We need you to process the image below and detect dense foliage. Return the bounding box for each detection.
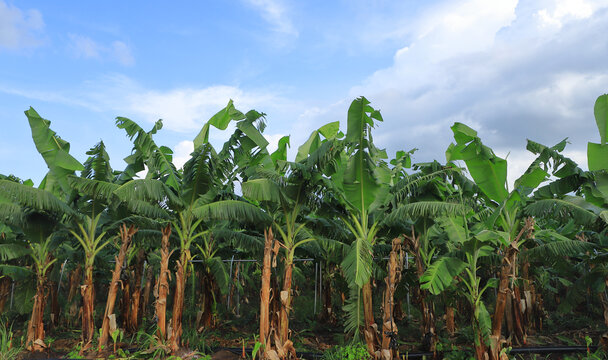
[1,95,608,360]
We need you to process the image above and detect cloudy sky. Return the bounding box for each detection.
[1,0,607,187]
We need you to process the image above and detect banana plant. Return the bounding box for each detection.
[25,236,57,351]
[69,214,109,348]
[193,229,230,329]
[0,178,71,351]
[384,161,466,352]
[420,223,498,360]
[23,108,84,201]
[445,123,596,359]
[324,97,395,355]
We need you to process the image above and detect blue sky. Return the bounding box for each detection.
[1,0,608,187]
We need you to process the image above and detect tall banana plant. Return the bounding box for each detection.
[384,161,466,352]
[445,123,593,359]
[330,97,394,354]
[69,214,108,349]
[0,179,73,351]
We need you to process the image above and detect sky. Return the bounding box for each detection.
[1,0,607,188]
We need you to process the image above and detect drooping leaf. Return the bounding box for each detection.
[68,176,119,202]
[343,285,363,338]
[237,119,269,149]
[525,197,598,225]
[24,108,84,197]
[446,123,508,202]
[318,121,340,139]
[242,178,282,203]
[0,180,74,217]
[205,256,230,295]
[193,200,272,225]
[528,230,597,258]
[0,243,29,261]
[296,131,321,162]
[420,256,466,295]
[193,99,246,148]
[387,201,470,223]
[438,216,467,244]
[270,135,290,164]
[476,301,492,344]
[114,179,181,208]
[341,236,373,288]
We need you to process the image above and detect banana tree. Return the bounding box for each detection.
[324,97,395,355]
[193,226,231,330]
[420,224,500,359]
[70,214,109,349]
[384,160,463,353]
[68,141,151,349]
[445,122,591,359]
[0,179,73,351]
[26,237,57,351]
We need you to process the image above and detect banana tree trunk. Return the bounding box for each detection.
[99,224,135,351]
[393,297,404,322]
[156,225,171,341]
[127,248,145,333]
[381,238,403,360]
[320,263,335,323]
[521,259,534,332]
[66,265,82,327]
[67,265,81,303]
[475,331,488,360]
[362,281,378,356]
[121,281,131,331]
[260,228,273,350]
[0,277,10,312]
[26,256,51,352]
[446,306,455,336]
[49,280,59,328]
[599,290,608,327]
[490,243,517,360]
[141,265,153,319]
[197,271,215,330]
[490,217,534,360]
[169,261,185,354]
[512,286,526,345]
[406,231,436,352]
[279,258,294,347]
[81,263,95,349]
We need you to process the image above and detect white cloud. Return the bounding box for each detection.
[111,41,134,66]
[68,34,134,66]
[68,34,100,58]
[345,0,608,174]
[243,0,298,37]
[0,0,44,49]
[173,140,194,170]
[535,0,601,28]
[123,84,280,132]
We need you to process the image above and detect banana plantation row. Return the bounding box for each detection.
[1,96,608,360]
